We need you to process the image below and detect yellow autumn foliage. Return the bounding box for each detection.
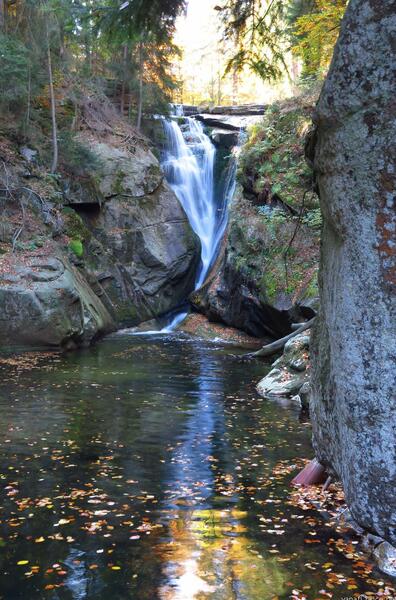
[293,0,348,75]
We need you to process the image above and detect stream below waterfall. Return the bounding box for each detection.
[0,334,387,599]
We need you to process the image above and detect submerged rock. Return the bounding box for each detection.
[179,313,266,349]
[374,542,396,578]
[256,332,311,398]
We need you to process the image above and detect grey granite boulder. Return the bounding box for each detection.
[310,0,396,545]
[0,255,114,349]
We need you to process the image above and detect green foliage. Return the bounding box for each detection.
[62,208,91,241]
[218,0,289,82]
[69,239,84,258]
[0,33,29,111]
[302,208,322,229]
[219,0,347,82]
[237,97,318,211]
[0,0,185,133]
[292,0,348,76]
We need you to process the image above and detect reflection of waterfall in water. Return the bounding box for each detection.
[160,115,239,331]
[158,347,226,599]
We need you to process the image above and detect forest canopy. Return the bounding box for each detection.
[216,0,348,82]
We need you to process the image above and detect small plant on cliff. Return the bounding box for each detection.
[238,95,318,212]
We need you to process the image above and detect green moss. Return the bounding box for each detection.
[69,239,84,258]
[237,96,318,211]
[62,208,91,241]
[114,170,126,195]
[305,273,319,298]
[260,271,278,303]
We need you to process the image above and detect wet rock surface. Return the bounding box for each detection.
[0,99,200,349]
[79,138,200,326]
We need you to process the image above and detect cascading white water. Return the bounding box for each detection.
[162,117,218,288]
[158,115,239,333]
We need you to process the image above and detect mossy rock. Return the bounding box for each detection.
[62,208,91,241]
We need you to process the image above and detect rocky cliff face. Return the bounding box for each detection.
[192,188,319,339]
[0,97,200,349]
[310,0,396,544]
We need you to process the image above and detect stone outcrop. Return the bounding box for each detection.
[191,188,318,339]
[210,129,240,148]
[76,137,200,325]
[196,113,263,132]
[256,332,311,400]
[0,98,200,349]
[0,255,114,349]
[209,104,266,116]
[310,0,396,545]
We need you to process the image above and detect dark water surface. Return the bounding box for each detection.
[0,335,389,599]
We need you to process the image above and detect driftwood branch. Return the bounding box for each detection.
[246,317,316,359]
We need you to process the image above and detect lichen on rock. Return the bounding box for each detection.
[310,0,396,545]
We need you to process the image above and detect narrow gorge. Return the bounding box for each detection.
[0,1,395,598]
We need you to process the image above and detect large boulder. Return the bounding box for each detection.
[310,0,396,544]
[191,189,318,339]
[0,97,201,349]
[79,140,200,325]
[0,254,114,349]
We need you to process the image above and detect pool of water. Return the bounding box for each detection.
[0,334,390,599]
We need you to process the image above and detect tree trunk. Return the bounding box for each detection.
[46,25,58,174]
[120,44,128,116]
[249,318,315,358]
[0,0,5,31]
[136,41,144,131]
[310,0,396,545]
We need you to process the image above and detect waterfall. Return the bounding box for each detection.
[130,114,238,335]
[159,115,239,332]
[162,118,219,288]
